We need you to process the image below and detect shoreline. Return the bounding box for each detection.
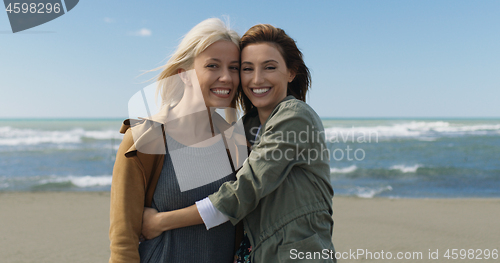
[3,190,500,199]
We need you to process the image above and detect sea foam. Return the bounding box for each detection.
[0,126,122,146]
[324,121,500,141]
[349,185,393,198]
[389,164,421,173]
[330,165,358,174]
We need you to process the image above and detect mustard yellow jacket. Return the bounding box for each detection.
[109,117,244,262]
[109,119,165,263]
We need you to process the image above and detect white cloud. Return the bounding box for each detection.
[103,17,114,23]
[129,28,152,37]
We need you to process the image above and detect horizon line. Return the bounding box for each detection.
[1,116,500,121]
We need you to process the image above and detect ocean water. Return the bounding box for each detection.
[1,118,499,198]
[0,119,122,192]
[324,119,500,198]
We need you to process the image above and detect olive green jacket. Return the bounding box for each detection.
[209,96,336,262]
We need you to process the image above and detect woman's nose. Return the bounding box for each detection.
[219,68,232,83]
[253,70,264,85]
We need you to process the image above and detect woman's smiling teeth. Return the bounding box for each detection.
[251,88,271,94]
[211,88,230,95]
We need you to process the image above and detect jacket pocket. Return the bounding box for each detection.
[278,233,331,262]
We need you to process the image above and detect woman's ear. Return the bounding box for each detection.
[178,68,191,86]
[288,69,296,83]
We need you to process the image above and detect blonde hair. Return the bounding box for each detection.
[151,18,240,114]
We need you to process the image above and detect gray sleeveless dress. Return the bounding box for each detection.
[138,134,236,263]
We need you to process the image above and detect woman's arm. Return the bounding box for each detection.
[209,103,319,224]
[109,130,146,263]
[142,102,318,234]
[142,196,232,239]
[141,205,203,240]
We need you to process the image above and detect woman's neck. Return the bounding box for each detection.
[164,88,215,146]
[255,95,287,125]
[257,108,272,126]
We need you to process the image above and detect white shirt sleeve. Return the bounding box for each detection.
[195,197,230,230]
[196,126,261,229]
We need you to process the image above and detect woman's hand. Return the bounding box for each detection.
[141,207,167,240]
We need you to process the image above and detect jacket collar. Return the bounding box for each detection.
[119,118,164,157]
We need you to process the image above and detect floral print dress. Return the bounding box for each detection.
[234,230,252,263]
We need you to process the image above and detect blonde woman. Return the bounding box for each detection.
[109,18,242,263]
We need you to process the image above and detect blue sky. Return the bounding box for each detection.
[1,0,499,118]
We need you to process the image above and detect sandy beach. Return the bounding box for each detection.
[332,197,500,262]
[1,192,499,262]
[0,192,111,263]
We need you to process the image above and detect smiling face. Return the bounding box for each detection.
[241,43,295,115]
[193,40,240,108]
